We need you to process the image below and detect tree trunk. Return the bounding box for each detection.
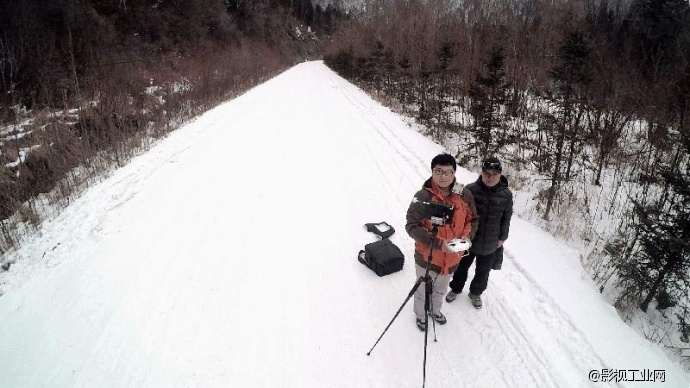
[565,109,584,181]
[594,150,605,186]
[544,130,565,220]
[535,120,544,171]
[565,137,576,181]
[640,260,673,312]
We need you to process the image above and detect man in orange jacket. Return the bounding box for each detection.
[405,153,473,331]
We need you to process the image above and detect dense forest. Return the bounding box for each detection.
[322,0,690,360]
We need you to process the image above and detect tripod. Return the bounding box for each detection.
[367,226,440,388]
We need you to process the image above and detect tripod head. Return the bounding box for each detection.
[411,198,454,227]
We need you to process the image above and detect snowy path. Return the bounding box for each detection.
[0,62,687,388]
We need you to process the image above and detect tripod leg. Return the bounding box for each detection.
[367,276,425,356]
[423,278,430,388]
[421,227,439,388]
[428,275,438,342]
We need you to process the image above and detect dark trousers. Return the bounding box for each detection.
[449,251,496,295]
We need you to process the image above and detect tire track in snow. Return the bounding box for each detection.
[319,68,442,234]
[315,70,416,218]
[324,69,431,183]
[483,288,564,387]
[495,249,613,386]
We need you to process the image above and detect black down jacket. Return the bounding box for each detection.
[467,175,513,255]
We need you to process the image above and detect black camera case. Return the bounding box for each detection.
[358,239,404,277]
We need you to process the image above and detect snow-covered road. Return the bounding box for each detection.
[0,61,687,387]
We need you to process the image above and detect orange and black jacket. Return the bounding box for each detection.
[405,178,473,275]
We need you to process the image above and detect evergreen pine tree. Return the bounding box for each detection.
[467,45,509,156]
[434,39,456,130]
[543,31,591,220]
[615,65,690,318]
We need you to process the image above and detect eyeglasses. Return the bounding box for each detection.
[433,168,455,177]
[482,161,502,171]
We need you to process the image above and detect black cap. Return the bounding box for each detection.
[481,157,502,173]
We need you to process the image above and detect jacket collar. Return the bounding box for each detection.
[476,174,509,192]
[423,177,457,201]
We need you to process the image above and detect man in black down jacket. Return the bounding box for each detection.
[445,157,513,309]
